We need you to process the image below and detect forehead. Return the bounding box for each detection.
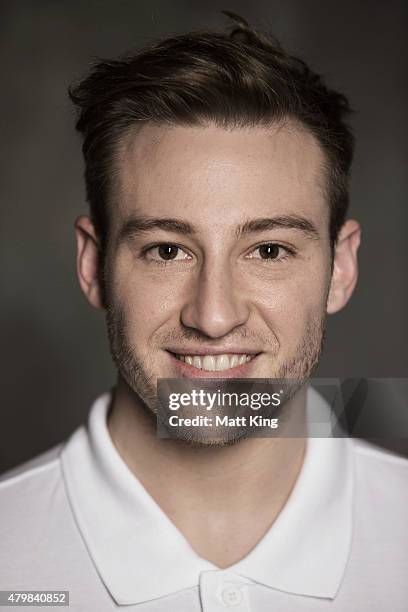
[114,121,328,230]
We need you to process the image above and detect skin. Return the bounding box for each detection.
[75,121,360,567]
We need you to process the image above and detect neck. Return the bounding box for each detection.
[108,376,307,568]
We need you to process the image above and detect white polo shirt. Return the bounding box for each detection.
[0,389,407,611]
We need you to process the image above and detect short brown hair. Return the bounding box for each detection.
[69,12,354,253]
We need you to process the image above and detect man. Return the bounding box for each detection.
[1,13,407,612]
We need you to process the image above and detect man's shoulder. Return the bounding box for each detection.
[0,445,62,484]
[351,439,408,508]
[352,438,408,473]
[0,445,76,586]
[0,446,64,525]
[0,440,104,594]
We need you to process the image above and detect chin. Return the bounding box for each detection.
[158,422,250,446]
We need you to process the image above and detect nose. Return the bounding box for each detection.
[180,261,250,339]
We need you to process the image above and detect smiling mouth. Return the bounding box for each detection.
[169,352,259,372]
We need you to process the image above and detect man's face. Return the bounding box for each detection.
[104,122,332,409]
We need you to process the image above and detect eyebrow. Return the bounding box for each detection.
[117,216,197,245]
[117,213,319,245]
[236,215,319,240]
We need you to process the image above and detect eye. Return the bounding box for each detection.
[144,243,191,262]
[247,242,294,262]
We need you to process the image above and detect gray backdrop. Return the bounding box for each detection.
[1,0,407,473]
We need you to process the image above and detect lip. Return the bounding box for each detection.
[166,350,261,379]
[165,347,260,356]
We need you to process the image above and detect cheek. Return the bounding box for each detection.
[249,259,330,342]
[111,257,187,336]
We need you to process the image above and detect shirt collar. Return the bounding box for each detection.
[61,388,354,605]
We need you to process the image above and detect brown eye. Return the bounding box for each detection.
[145,244,191,263]
[158,245,179,260]
[258,243,280,259]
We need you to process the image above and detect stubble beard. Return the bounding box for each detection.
[105,296,327,446]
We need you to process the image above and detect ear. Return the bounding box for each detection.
[75,216,105,310]
[327,219,361,314]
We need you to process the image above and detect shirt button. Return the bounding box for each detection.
[220,584,243,607]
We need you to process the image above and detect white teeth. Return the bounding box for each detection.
[192,356,202,369]
[230,355,239,368]
[176,353,256,371]
[202,355,216,371]
[215,354,230,371]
